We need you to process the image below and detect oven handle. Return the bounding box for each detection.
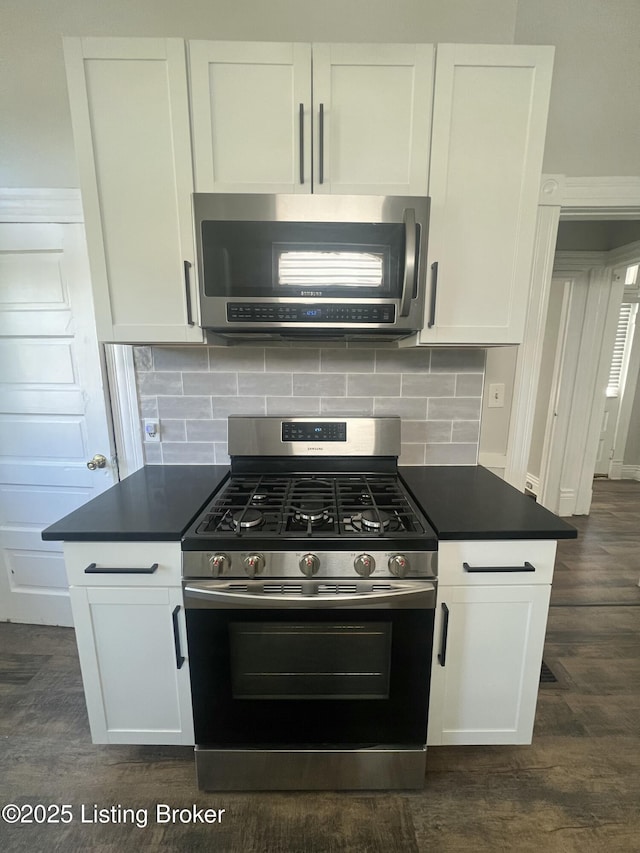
[183,583,436,610]
[399,207,417,317]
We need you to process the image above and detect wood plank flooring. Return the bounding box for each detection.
[0,479,639,852]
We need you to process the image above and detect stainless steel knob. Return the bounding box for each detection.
[354,553,375,577]
[388,554,409,578]
[243,553,265,577]
[208,553,230,577]
[299,553,320,577]
[86,454,107,470]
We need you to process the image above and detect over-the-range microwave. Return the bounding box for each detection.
[193,193,430,342]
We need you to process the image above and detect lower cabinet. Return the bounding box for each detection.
[65,541,194,745]
[427,540,557,746]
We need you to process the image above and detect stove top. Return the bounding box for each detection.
[181,416,438,579]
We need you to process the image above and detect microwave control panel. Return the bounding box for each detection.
[226,303,396,324]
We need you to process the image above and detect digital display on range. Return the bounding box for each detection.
[282,422,347,442]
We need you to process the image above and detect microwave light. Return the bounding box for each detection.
[278,251,384,287]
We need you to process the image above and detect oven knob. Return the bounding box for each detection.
[354,553,375,577]
[243,553,265,577]
[388,554,409,578]
[208,553,230,577]
[299,553,320,577]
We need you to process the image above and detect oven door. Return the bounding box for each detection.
[183,579,435,748]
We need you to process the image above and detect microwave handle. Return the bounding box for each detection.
[399,207,417,317]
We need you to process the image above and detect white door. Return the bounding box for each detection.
[0,203,117,626]
[311,43,433,195]
[189,41,312,193]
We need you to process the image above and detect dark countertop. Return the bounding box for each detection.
[41,463,576,544]
[41,465,229,542]
[399,465,577,540]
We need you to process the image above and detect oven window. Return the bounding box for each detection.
[275,247,386,288]
[229,621,391,700]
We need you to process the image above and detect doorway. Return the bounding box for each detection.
[526,220,640,516]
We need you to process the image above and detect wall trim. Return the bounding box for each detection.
[0,188,83,222]
[558,487,577,517]
[621,465,640,481]
[103,345,145,480]
[560,177,640,219]
[524,473,540,495]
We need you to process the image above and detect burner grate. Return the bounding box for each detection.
[196,473,426,539]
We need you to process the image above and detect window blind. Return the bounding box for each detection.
[606,303,634,397]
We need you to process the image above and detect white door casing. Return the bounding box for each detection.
[0,190,117,626]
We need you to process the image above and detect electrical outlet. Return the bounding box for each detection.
[143,419,160,442]
[488,383,505,408]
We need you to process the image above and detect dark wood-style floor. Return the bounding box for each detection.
[1,480,639,852]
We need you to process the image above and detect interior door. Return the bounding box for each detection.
[0,211,117,626]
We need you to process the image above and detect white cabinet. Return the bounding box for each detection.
[64,541,194,745]
[428,540,557,746]
[64,38,204,344]
[416,44,554,345]
[188,41,433,196]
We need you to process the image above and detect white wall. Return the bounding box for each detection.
[478,347,517,475]
[0,0,517,187]
[514,0,640,176]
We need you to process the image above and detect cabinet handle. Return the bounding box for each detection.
[84,563,159,575]
[172,605,185,670]
[299,103,304,185]
[427,261,438,328]
[437,602,449,667]
[399,207,417,317]
[318,103,325,185]
[462,561,536,574]
[183,260,194,326]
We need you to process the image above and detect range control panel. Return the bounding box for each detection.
[227,303,396,324]
[282,422,347,442]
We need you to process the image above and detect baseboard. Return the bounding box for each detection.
[524,472,540,496]
[621,465,640,481]
[558,488,577,517]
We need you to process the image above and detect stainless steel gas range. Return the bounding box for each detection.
[181,416,438,791]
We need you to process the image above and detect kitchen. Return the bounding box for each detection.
[1,1,640,851]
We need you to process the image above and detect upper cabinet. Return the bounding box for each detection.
[64,37,204,344]
[417,45,554,346]
[188,42,433,196]
[64,37,552,346]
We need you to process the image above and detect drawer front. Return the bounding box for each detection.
[437,540,557,586]
[64,541,182,587]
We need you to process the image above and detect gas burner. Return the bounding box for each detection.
[359,492,373,504]
[231,508,264,530]
[251,492,268,504]
[360,509,391,531]
[293,500,333,525]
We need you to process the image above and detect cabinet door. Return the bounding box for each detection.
[428,583,551,746]
[70,585,194,745]
[64,38,203,343]
[418,44,554,345]
[312,44,433,196]
[189,41,312,193]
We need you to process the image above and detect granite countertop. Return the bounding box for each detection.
[399,465,577,540]
[41,463,577,543]
[41,465,229,542]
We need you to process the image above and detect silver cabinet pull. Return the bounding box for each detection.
[399,208,417,317]
[183,260,194,326]
[299,103,304,185]
[318,103,325,185]
[427,261,438,328]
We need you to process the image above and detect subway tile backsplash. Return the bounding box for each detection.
[133,345,485,465]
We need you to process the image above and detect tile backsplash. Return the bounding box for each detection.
[133,345,485,465]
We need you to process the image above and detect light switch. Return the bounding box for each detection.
[488,383,505,408]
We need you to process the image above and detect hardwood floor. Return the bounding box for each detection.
[0,479,639,852]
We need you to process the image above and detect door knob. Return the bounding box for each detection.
[86,454,108,470]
